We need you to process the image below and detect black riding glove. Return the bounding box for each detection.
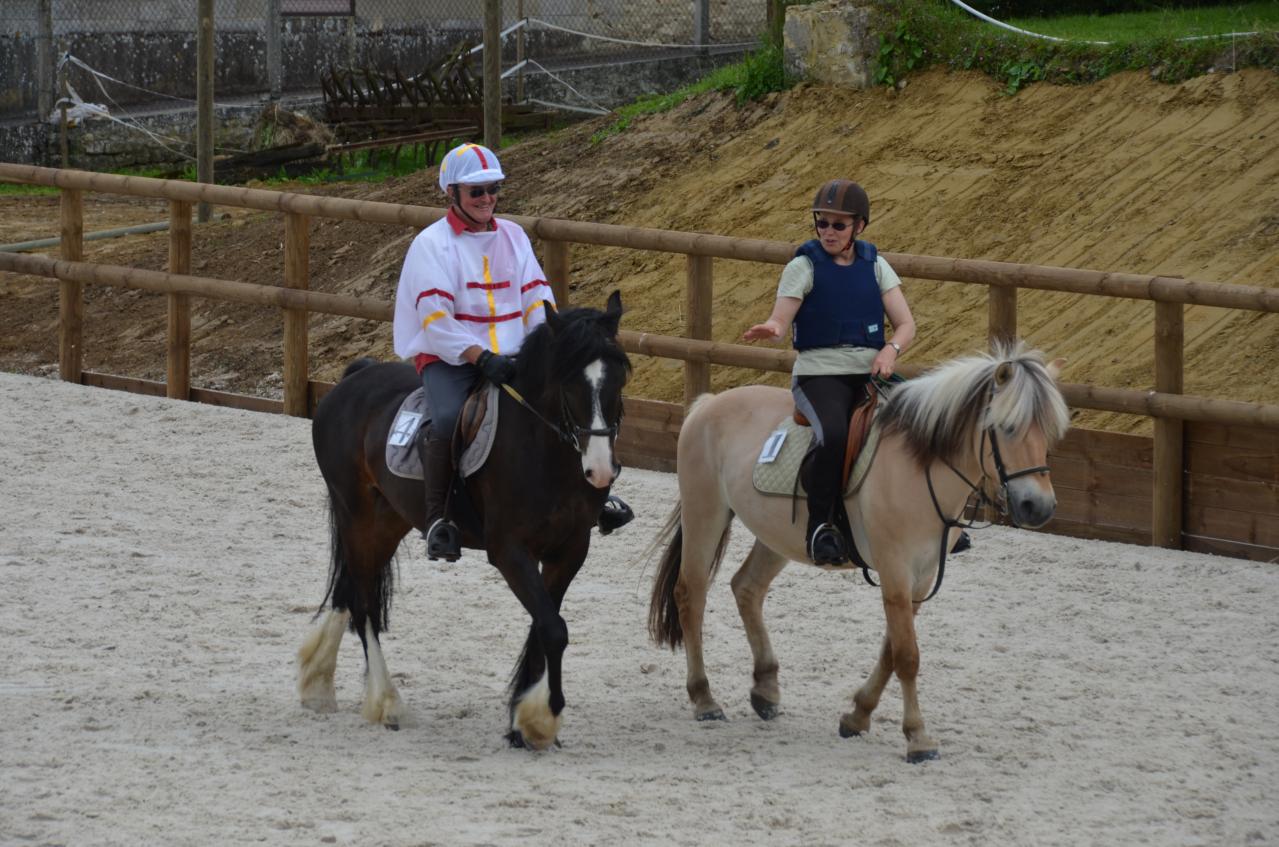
[476,350,517,386]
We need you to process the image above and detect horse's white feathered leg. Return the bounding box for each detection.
[297,609,349,712]
[361,619,404,728]
[513,671,561,750]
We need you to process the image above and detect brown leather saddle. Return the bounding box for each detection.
[455,384,491,456]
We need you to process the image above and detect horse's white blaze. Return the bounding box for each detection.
[513,671,560,750]
[360,620,403,726]
[297,609,349,712]
[581,359,615,488]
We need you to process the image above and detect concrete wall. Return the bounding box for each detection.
[1,1,763,122]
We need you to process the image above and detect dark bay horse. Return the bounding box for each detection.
[298,292,629,749]
[648,343,1069,762]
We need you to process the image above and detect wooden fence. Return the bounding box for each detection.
[1,163,1276,562]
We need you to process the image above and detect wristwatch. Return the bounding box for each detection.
[887,341,901,354]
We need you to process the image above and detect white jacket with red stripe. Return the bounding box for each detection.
[393,214,554,366]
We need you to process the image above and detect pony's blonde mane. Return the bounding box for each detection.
[879,341,1070,467]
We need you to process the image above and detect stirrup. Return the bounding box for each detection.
[425,518,461,562]
[807,522,847,566]
[598,495,634,535]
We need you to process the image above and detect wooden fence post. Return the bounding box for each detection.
[1152,299,1184,548]
[544,238,570,308]
[167,200,192,400]
[767,0,785,48]
[283,212,310,417]
[483,0,502,150]
[58,188,83,383]
[684,254,713,405]
[988,284,1017,349]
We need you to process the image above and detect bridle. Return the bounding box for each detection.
[499,382,622,453]
[861,416,1051,603]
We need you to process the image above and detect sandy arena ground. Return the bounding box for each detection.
[1,372,1277,846]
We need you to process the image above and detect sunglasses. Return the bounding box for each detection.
[464,183,503,199]
[814,218,856,232]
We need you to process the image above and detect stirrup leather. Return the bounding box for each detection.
[425,518,461,562]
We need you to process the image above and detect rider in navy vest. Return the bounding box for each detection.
[743,179,918,566]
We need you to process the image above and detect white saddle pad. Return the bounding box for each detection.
[752,415,881,498]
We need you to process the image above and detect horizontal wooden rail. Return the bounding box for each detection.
[6,249,1275,430]
[0,251,393,321]
[2,163,1276,312]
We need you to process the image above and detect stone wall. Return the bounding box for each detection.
[783,0,878,90]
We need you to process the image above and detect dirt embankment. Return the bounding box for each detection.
[2,69,1277,433]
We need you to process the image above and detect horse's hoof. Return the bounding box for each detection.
[384,722,400,732]
[506,729,527,748]
[750,693,780,721]
[906,748,940,763]
[695,708,727,722]
[839,723,862,739]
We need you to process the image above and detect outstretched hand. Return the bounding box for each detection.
[742,320,782,342]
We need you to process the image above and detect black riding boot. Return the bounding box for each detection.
[597,495,634,535]
[806,518,847,566]
[419,431,461,562]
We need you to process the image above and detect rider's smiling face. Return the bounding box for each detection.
[456,181,500,225]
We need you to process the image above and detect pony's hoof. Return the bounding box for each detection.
[750,693,780,721]
[906,748,940,763]
[506,729,527,748]
[384,722,400,732]
[838,714,865,738]
[695,708,727,722]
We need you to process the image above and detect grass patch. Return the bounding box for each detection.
[875,0,1279,93]
[0,182,60,197]
[1008,2,1279,42]
[590,41,788,143]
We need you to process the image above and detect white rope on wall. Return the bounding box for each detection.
[946,0,1265,45]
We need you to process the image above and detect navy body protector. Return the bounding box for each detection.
[791,239,884,351]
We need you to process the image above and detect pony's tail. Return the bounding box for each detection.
[647,504,686,649]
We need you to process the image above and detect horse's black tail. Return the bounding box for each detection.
[341,357,380,380]
[313,490,395,630]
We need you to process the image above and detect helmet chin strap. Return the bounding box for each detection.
[449,185,488,228]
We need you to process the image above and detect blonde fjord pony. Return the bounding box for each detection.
[647,342,1069,762]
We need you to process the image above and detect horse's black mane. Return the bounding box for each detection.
[515,305,631,387]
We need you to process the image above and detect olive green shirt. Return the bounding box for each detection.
[777,254,902,377]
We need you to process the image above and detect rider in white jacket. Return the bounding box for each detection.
[393,143,631,561]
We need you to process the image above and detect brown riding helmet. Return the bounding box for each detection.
[812,179,870,226]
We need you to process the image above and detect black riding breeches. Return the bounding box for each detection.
[422,361,481,441]
[792,373,871,527]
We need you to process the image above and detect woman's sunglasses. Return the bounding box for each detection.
[465,183,503,199]
[814,218,854,231]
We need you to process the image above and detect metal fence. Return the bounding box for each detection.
[2,0,768,122]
